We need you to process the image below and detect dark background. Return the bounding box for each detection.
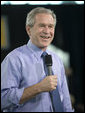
[1,4,84,111]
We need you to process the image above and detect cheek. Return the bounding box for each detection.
[33,28,41,36]
[52,31,55,37]
[52,29,55,34]
[30,29,38,38]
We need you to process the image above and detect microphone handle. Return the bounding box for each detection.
[47,66,55,111]
[47,66,53,75]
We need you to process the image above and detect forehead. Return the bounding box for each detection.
[35,13,54,24]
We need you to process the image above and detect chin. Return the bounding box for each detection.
[41,44,49,49]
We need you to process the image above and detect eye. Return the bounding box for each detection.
[39,24,45,28]
[48,25,54,29]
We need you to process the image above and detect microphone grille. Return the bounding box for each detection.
[44,55,52,66]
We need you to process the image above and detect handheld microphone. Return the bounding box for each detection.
[44,54,55,111]
[44,54,53,75]
[44,54,64,112]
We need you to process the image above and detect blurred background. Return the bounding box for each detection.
[1,1,84,112]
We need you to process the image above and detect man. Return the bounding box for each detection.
[1,7,73,112]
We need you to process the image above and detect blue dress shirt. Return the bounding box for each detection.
[1,40,74,112]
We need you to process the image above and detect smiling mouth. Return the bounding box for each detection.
[40,36,50,39]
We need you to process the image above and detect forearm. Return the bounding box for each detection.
[19,82,42,104]
[19,75,58,104]
[1,83,41,110]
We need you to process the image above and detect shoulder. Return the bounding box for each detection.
[2,44,28,64]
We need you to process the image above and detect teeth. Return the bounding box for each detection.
[41,36,49,39]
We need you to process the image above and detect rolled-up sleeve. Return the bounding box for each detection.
[1,54,24,110]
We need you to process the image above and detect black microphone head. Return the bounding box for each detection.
[44,55,52,66]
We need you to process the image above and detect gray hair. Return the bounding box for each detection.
[26,7,57,27]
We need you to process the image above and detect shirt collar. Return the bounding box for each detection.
[27,40,48,59]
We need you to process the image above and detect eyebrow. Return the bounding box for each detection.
[39,23,54,26]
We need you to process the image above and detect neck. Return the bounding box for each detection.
[30,39,48,51]
[39,46,47,52]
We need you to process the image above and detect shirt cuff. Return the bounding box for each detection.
[9,87,25,107]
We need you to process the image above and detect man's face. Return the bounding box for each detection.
[27,13,55,51]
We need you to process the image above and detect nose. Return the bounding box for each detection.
[43,26,50,34]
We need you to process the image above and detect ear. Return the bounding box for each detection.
[26,26,31,36]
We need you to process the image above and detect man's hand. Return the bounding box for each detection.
[19,75,57,104]
[39,75,57,92]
